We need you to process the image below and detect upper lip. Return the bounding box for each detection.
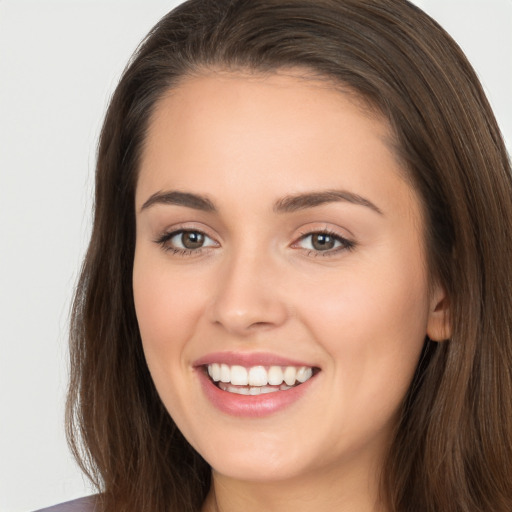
[193,351,318,368]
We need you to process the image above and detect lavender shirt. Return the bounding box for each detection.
[33,496,97,512]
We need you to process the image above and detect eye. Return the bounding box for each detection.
[156,229,217,254]
[295,231,355,254]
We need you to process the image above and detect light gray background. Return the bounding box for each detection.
[1,1,510,511]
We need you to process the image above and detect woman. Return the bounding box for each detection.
[45,0,512,510]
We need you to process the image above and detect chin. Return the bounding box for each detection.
[190,428,321,483]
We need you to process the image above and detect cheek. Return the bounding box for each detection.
[299,250,430,400]
[132,248,218,447]
[132,249,206,369]
[303,261,429,340]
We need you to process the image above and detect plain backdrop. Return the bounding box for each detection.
[1,1,510,511]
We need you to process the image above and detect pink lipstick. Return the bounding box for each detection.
[194,352,319,417]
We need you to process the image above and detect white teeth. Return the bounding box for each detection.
[283,366,297,386]
[217,383,292,395]
[230,365,248,385]
[209,363,221,381]
[296,366,313,383]
[220,364,230,383]
[268,366,284,385]
[218,383,250,395]
[248,366,267,386]
[207,363,315,390]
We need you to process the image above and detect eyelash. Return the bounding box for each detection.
[154,229,217,257]
[295,229,356,257]
[154,229,356,257]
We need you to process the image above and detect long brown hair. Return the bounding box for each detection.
[66,1,512,510]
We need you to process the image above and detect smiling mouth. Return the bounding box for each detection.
[205,363,318,395]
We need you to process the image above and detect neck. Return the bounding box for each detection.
[201,460,386,512]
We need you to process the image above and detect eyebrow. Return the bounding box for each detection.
[140,190,215,212]
[140,188,382,215]
[273,190,383,215]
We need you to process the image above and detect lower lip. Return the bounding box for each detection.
[197,369,317,417]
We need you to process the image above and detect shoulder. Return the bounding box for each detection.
[32,495,98,512]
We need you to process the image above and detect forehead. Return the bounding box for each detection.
[144,69,385,149]
[136,69,416,219]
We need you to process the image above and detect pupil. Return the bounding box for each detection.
[312,233,335,250]
[182,231,204,249]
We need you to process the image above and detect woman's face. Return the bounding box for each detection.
[133,71,445,485]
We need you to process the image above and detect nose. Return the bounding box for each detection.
[208,249,289,336]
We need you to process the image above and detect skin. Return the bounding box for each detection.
[133,70,448,512]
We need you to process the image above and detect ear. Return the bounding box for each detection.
[426,282,451,341]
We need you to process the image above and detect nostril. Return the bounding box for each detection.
[207,266,290,334]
